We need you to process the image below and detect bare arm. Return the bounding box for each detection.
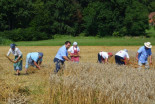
[78,51,80,56]
[68,51,73,56]
[7,48,12,56]
[126,58,130,64]
[38,61,42,66]
[14,56,21,63]
[105,58,108,63]
[63,56,70,61]
[149,55,152,64]
[136,52,139,61]
[34,61,41,70]
[5,55,15,63]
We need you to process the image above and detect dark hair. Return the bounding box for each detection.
[65,41,71,45]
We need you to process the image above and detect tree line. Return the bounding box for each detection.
[0,0,155,41]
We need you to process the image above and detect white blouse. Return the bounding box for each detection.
[99,52,108,59]
[115,50,129,58]
[68,46,80,53]
[7,47,22,56]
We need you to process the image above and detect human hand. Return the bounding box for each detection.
[70,54,73,57]
[12,60,17,63]
[136,57,138,61]
[37,66,41,70]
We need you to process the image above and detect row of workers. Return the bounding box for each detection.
[98,42,152,69]
[6,42,79,75]
[6,41,152,75]
[53,41,152,73]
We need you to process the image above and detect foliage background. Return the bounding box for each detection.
[0,0,155,41]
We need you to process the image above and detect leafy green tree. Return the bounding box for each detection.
[29,0,53,38]
[0,0,33,30]
[83,0,149,37]
[51,0,76,35]
[149,1,155,12]
[83,2,112,36]
[0,0,153,41]
[124,1,149,36]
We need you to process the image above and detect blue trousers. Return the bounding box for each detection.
[53,58,64,73]
[98,53,102,63]
[115,55,125,65]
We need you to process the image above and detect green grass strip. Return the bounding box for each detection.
[15,36,155,46]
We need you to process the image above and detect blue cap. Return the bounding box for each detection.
[38,52,43,57]
[10,44,16,49]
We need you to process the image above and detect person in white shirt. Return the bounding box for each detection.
[115,49,129,65]
[98,51,113,64]
[68,42,80,63]
[7,44,23,75]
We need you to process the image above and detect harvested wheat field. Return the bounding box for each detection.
[0,46,155,104]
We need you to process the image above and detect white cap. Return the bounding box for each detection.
[73,42,78,46]
[123,49,128,52]
[144,42,152,48]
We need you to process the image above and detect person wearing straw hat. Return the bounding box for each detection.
[6,43,23,75]
[25,52,43,74]
[53,41,71,73]
[136,42,152,69]
[68,42,80,63]
[98,51,113,64]
[115,49,130,65]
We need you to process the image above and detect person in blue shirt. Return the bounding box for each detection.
[54,41,71,73]
[25,52,43,74]
[136,42,152,69]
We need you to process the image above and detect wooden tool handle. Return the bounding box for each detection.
[5,55,15,63]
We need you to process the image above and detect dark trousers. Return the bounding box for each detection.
[53,58,64,73]
[115,55,125,65]
[98,53,102,63]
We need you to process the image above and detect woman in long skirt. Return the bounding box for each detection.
[7,44,23,75]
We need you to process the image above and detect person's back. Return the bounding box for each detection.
[53,41,71,73]
[115,49,129,65]
[98,51,113,64]
[29,52,40,62]
[99,52,108,59]
[115,50,129,59]
[55,45,67,61]
[25,52,43,74]
[138,46,151,63]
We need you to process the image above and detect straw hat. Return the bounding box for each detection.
[144,42,152,48]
